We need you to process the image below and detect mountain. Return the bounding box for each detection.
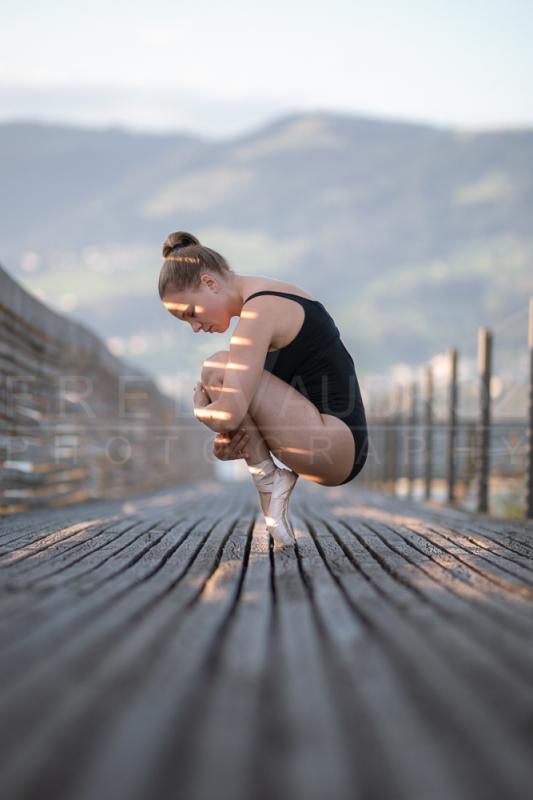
[1,111,531,402]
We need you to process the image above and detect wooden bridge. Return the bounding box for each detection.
[1,478,533,800]
[2,265,533,799]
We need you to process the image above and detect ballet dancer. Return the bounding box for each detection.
[158,231,369,545]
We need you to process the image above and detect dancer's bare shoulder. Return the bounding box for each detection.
[242,277,317,352]
[244,276,317,303]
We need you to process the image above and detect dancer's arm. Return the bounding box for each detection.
[193,303,274,433]
[193,382,230,433]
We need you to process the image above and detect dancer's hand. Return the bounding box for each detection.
[213,429,249,461]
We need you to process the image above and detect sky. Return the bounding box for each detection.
[1,0,532,138]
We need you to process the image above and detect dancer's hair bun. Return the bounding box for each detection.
[162,231,200,258]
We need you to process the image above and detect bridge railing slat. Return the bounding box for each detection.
[0,264,212,514]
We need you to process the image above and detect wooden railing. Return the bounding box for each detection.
[0,264,213,514]
[362,299,533,519]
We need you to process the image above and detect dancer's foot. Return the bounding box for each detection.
[258,490,271,519]
[248,457,277,523]
[265,468,298,546]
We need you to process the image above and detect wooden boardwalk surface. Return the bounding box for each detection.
[1,478,533,800]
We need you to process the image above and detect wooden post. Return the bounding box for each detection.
[424,364,433,501]
[384,408,393,494]
[526,299,533,519]
[447,348,458,504]
[407,380,417,499]
[391,384,403,495]
[381,409,388,492]
[477,328,492,514]
[462,422,478,504]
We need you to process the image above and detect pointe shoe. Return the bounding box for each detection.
[265,468,298,545]
[248,457,277,521]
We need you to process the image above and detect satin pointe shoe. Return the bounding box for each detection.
[248,457,277,521]
[265,468,299,546]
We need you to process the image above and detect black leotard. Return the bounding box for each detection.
[241,290,369,484]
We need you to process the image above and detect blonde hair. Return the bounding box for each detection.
[158,231,235,298]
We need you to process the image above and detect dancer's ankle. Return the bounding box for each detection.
[248,456,276,491]
[246,456,274,513]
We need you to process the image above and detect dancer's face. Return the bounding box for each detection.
[162,276,231,334]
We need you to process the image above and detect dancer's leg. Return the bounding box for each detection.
[201,350,357,487]
[235,411,270,464]
[202,370,277,518]
[231,412,277,517]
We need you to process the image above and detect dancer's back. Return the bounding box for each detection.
[241,288,369,483]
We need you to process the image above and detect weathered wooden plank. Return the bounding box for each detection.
[0,493,237,671]
[308,506,533,700]
[0,492,245,798]
[306,507,533,689]
[1,480,533,800]
[0,489,224,625]
[248,518,355,800]
[53,503,254,800]
[386,490,533,537]
[299,510,478,798]
[0,483,215,544]
[303,504,533,798]
[364,518,533,629]
[289,511,465,800]
[0,518,158,625]
[167,523,274,800]
[345,485,533,551]
[407,521,533,594]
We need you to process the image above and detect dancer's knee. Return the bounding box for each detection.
[200,350,229,403]
[201,350,229,384]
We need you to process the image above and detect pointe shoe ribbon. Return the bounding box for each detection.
[249,457,277,493]
[265,468,298,545]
